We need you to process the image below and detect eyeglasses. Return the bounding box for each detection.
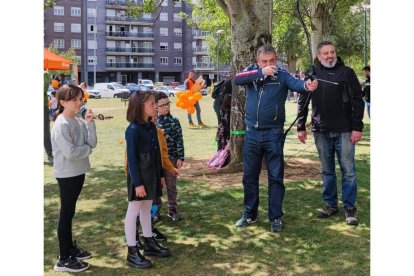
[157,101,171,108]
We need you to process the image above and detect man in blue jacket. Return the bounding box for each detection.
[234,44,318,232]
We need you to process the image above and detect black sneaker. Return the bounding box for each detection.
[152,228,167,241]
[54,256,89,273]
[168,211,180,221]
[318,205,339,218]
[270,218,283,232]
[344,207,359,226]
[71,240,92,261]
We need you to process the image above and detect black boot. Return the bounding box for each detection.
[143,237,171,257]
[136,233,144,250]
[127,246,152,269]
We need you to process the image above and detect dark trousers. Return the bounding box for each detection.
[242,127,285,221]
[56,174,85,258]
[44,106,53,157]
[213,99,221,125]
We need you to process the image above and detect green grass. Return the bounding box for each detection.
[44,96,370,275]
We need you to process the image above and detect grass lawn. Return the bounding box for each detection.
[44,96,370,275]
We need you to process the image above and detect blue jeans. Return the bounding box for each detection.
[314,132,357,209]
[187,101,202,124]
[242,127,285,221]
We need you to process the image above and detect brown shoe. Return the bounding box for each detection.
[318,205,339,218]
[198,122,207,127]
[189,122,195,127]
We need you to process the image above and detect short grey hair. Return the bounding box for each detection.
[256,44,277,59]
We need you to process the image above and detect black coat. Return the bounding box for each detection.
[297,57,364,132]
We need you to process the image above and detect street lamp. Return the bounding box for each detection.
[362,4,370,66]
[216,29,224,82]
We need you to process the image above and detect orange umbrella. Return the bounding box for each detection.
[44,48,72,71]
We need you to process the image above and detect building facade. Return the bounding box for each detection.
[44,0,224,86]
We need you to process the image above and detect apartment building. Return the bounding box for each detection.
[44,0,222,85]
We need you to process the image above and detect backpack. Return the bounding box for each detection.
[211,80,225,99]
[206,145,230,169]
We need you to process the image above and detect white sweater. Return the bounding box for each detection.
[51,114,97,178]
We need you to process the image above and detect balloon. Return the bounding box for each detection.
[52,80,59,89]
[194,92,202,100]
[188,96,196,106]
[187,105,195,114]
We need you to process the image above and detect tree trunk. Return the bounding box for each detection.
[217,0,273,172]
[309,0,337,57]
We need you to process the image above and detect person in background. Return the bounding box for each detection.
[234,44,318,232]
[124,91,171,270]
[78,82,89,118]
[156,92,185,221]
[49,91,58,120]
[297,41,364,226]
[184,70,207,127]
[59,73,69,87]
[51,84,97,272]
[44,72,55,164]
[362,65,370,118]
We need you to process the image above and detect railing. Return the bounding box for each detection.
[192,30,210,37]
[105,31,154,38]
[192,46,207,53]
[105,15,153,23]
[106,62,154,68]
[106,47,154,53]
[193,62,215,69]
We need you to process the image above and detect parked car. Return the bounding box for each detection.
[154,86,178,97]
[169,81,180,87]
[138,79,154,89]
[86,87,101,99]
[125,83,150,93]
[174,84,186,91]
[94,82,130,98]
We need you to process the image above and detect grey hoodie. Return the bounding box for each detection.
[51,115,97,178]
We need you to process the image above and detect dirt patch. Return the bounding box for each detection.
[179,157,320,189]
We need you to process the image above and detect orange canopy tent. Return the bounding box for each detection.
[44,48,72,71]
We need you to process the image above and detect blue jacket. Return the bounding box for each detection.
[235,64,309,129]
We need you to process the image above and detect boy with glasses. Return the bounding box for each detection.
[155,92,185,221]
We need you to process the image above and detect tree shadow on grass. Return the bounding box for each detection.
[44,158,370,274]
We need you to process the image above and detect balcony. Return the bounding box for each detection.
[106,47,154,54]
[106,62,155,71]
[192,46,207,55]
[192,30,210,39]
[105,0,142,6]
[106,31,154,40]
[193,62,215,71]
[105,15,153,25]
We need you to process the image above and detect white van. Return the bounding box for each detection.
[94,82,130,98]
[138,79,154,89]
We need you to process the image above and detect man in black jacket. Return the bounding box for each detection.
[297,41,364,226]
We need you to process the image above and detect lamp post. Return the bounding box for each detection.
[216,29,224,82]
[362,4,370,66]
[93,6,97,85]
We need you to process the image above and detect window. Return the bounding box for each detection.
[54,23,64,33]
[54,6,64,16]
[71,23,81,33]
[71,7,81,17]
[160,57,168,65]
[160,42,168,51]
[174,57,182,65]
[88,56,97,65]
[88,40,97,49]
[173,28,182,37]
[160,13,168,21]
[142,13,152,19]
[87,8,96,17]
[159,28,168,36]
[174,0,182,7]
[88,24,96,33]
[173,42,182,51]
[71,39,81,49]
[54,39,65,49]
[173,13,181,22]
[161,1,168,6]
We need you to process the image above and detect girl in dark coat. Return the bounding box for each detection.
[124,91,171,270]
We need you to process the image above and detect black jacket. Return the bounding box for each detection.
[297,57,364,132]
